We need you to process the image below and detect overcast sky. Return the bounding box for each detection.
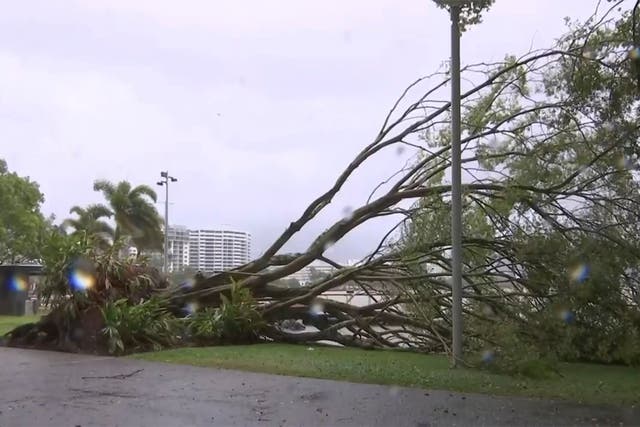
[1,0,597,261]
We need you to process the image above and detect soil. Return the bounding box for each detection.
[3,306,107,355]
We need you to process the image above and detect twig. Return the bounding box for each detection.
[81,369,144,380]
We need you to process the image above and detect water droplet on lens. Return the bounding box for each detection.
[396,145,405,155]
[181,278,195,289]
[559,309,575,324]
[568,263,589,284]
[68,259,96,292]
[481,305,495,317]
[184,301,199,315]
[9,274,28,292]
[342,206,354,221]
[323,239,336,253]
[481,349,495,363]
[618,155,635,171]
[310,301,325,316]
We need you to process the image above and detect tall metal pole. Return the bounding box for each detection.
[158,171,177,275]
[449,4,464,367]
[163,179,170,274]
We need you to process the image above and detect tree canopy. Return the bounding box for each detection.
[0,159,47,264]
[433,0,496,30]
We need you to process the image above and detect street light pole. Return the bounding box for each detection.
[434,0,466,367]
[449,3,464,368]
[157,171,178,274]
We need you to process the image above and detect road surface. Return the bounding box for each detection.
[0,347,637,426]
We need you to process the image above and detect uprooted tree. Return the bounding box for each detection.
[6,0,640,369]
[171,1,640,361]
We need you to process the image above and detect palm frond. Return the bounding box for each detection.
[130,184,158,203]
[85,204,113,219]
[93,179,116,197]
[68,205,87,216]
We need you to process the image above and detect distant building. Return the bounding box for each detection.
[188,228,252,273]
[167,225,191,272]
[163,226,252,274]
[285,260,337,285]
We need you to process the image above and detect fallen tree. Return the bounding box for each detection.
[168,0,640,364]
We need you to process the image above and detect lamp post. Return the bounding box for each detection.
[157,171,177,274]
[434,0,467,367]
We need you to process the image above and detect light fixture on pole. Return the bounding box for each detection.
[433,0,468,367]
[157,171,177,274]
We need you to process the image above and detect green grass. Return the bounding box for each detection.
[133,343,640,407]
[4,313,637,407]
[0,315,40,335]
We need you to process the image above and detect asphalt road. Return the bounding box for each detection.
[0,347,637,427]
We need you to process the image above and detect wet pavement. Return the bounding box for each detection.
[0,347,637,426]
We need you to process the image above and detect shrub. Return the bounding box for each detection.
[217,281,265,343]
[187,307,222,345]
[471,317,561,379]
[101,297,179,354]
[186,280,265,345]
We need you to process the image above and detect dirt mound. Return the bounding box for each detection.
[4,305,107,354]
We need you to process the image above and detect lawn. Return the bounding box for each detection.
[0,315,40,335]
[3,314,637,407]
[133,343,640,407]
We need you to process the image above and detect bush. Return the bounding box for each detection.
[187,307,222,344]
[217,281,265,343]
[186,280,265,345]
[472,317,561,379]
[38,230,92,309]
[101,297,179,354]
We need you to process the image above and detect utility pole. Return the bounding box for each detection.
[449,2,464,368]
[157,171,177,274]
[435,0,468,367]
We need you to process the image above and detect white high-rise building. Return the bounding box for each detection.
[167,225,191,273]
[188,228,252,273]
[165,226,252,274]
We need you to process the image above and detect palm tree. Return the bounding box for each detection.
[93,179,163,254]
[62,204,114,248]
